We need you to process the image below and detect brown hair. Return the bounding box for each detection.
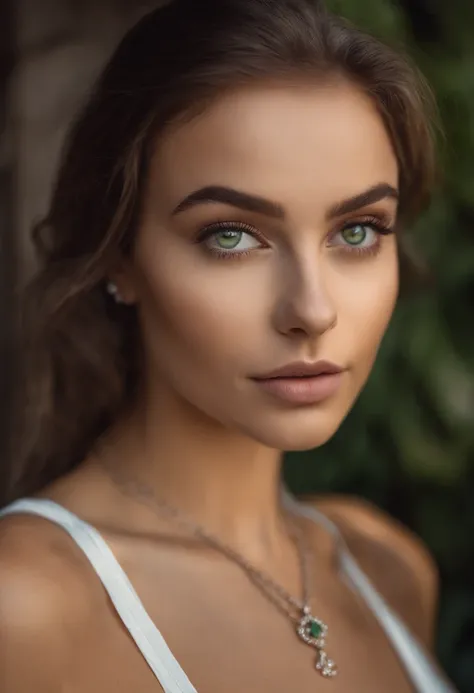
[4,0,437,504]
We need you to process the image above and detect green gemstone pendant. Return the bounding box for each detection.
[296,607,338,679]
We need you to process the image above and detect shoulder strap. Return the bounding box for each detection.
[1,495,456,693]
[281,489,456,693]
[0,499,198,693]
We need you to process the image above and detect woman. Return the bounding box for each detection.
[0,0,455,690]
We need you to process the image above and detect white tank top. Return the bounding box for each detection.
[0,492,457,693]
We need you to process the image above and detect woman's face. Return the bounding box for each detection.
[122,80,399,450]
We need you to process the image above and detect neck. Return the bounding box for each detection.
[100,386,289,562]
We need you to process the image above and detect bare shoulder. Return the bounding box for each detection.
[0,513,104,690]
[301,493,439,648]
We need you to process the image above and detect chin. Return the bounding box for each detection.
[239,408,346,452]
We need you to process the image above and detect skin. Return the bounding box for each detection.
[0,80,441,692]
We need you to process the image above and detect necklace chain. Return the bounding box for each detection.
[98,456,338,678]
[100,459,310,620]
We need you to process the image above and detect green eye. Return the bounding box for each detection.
[215,230,243,249]
[328,218,394,255]
[341,225,367,245]
[199,223,264,256]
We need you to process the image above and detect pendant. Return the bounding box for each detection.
[296,607,338,679]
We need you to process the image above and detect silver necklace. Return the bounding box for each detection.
[99,460,338,678]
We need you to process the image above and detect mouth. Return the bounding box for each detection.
[251,361,345,405]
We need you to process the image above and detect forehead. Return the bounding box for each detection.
[150,81,399,208]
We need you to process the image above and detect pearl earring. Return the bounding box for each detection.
[106,281,125,304]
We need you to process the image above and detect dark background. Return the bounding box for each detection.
[1,1,473,690]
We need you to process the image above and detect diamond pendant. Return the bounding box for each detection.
[296,607,338,678]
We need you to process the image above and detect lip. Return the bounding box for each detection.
[251,360,345,405]
[254,360,343,380]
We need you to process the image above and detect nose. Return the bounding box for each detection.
[272,257,337,339]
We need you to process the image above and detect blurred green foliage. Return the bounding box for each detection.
[284,1,474,690]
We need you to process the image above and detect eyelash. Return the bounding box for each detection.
[196,216,395,260]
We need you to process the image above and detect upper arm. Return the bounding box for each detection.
[0,581,64,691]
[303,494,439,649]
[0,516,96,691]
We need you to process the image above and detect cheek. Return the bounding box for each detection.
[337,252,399,368]
[136,249,264,376]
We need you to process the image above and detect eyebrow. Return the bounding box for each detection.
[326,183,399,218]
[171,182,399,220]
[172,185,285,219]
